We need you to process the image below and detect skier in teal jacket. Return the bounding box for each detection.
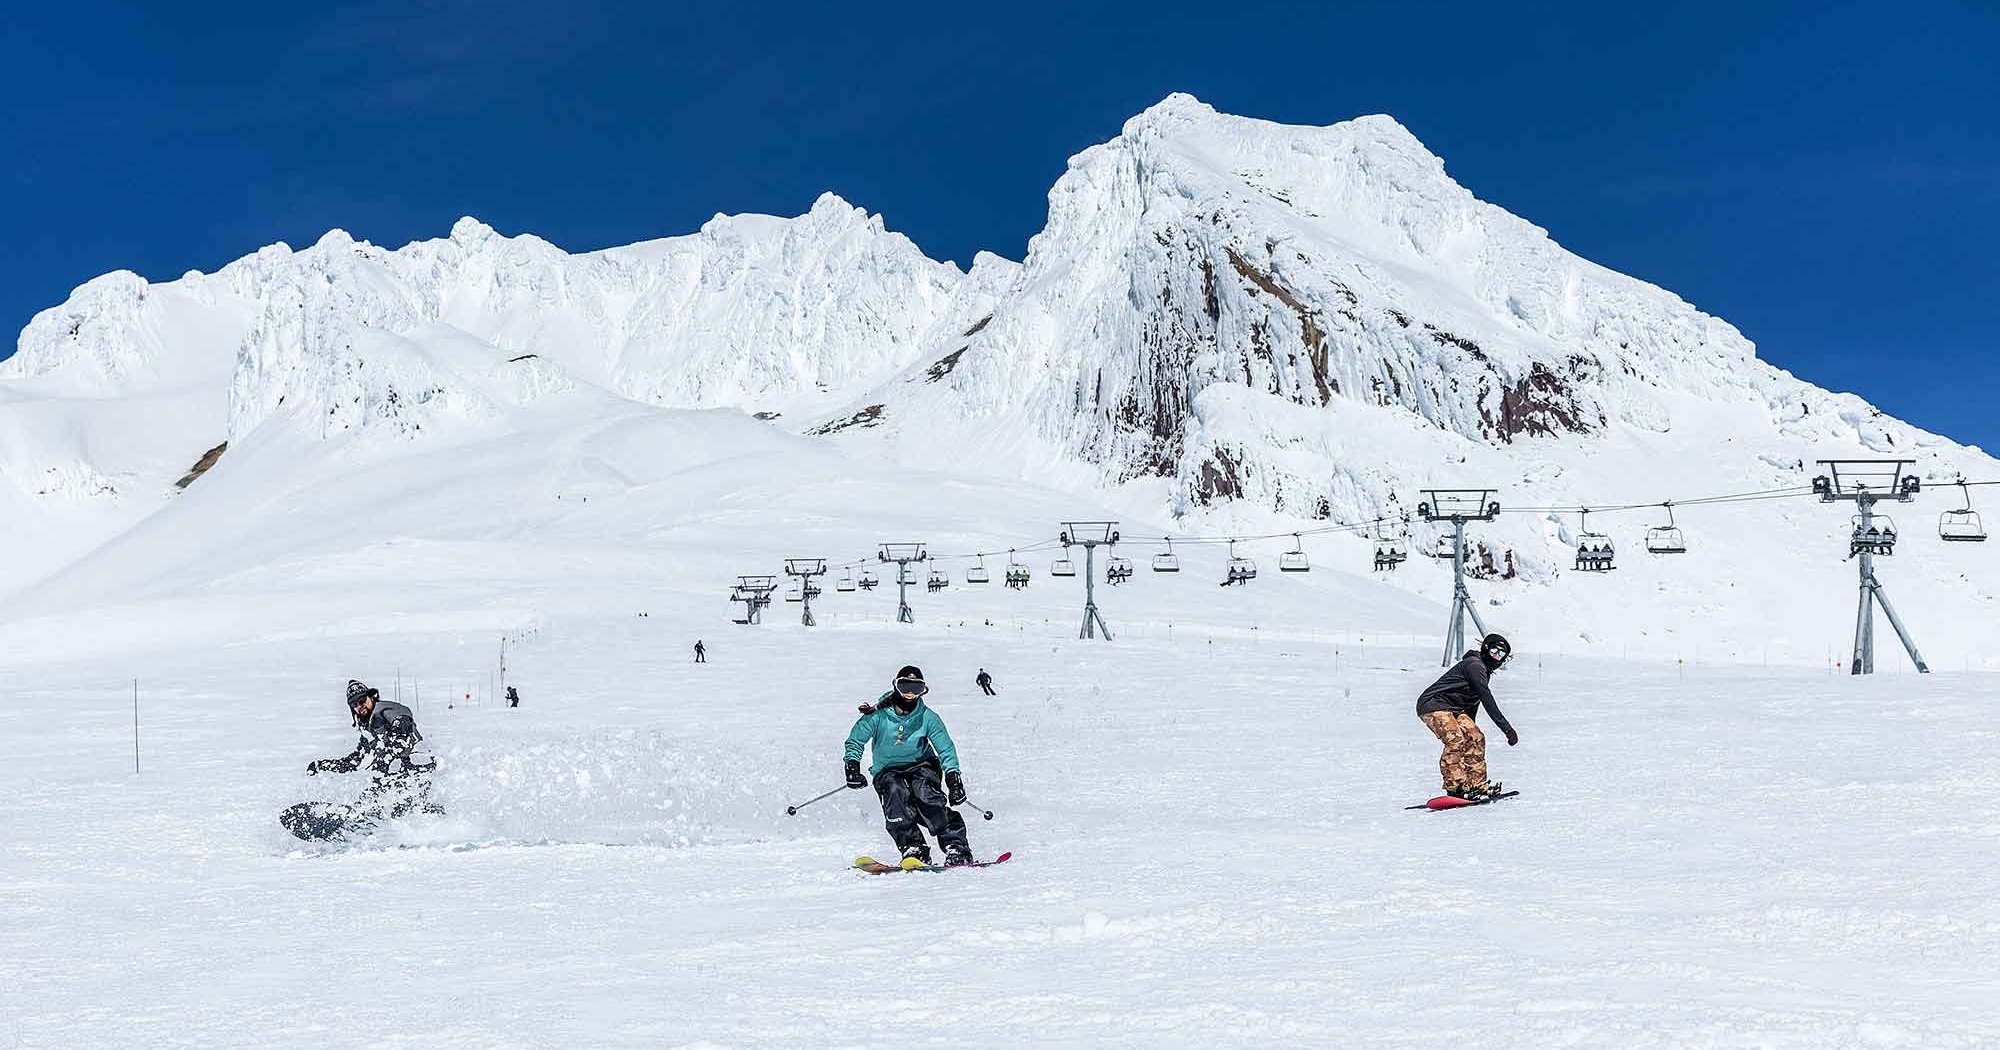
[844,665,973,866]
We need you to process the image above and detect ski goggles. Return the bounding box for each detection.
[1484,643,1511,665]
[893,678,929,697]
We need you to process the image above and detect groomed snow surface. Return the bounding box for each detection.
[4,615,1995,1048]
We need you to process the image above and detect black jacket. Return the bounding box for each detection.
[314,700,435,777]
[1416,651,1515,737]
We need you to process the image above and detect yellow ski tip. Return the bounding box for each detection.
[899,855,926,870]
[854,856,879,868]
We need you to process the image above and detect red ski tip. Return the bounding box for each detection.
[1426,795,1478,809]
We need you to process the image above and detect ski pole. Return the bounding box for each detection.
[786,785,848,816]
[956,798,995,821]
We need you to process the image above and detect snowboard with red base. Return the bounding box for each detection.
[1408,790,1520,811]
[855,851,1012,873]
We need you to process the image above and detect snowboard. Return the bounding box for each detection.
[280,801,370,841]
[1408,790,1521,811]
[854,851,1012,874]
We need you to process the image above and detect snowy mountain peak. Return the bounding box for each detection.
[449,215,496,245]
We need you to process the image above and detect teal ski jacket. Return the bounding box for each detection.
[845,696,961,775]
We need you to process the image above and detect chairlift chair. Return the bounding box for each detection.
[784,579,804,602]
[966,555,992,584]
[1051,556,1077,578]
[1373,541,1409,571]
[1645,503,1688,555]
[1221,540,1257,586]
[1105,556,1134,584]
[1940,482,1988,542]
[926,570,948,593]
[858,569,879,590]
[1573,509,1617,572]
[1278,533,1310,573]
[1152,537,1181,573]
[1851,514,1900,556]
[836,569,857,593]
[899,565,918,586]
[1004,549,1031,590]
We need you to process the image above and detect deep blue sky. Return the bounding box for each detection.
[5,1,1995,448]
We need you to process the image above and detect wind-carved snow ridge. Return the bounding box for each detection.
[9,193,1010,442]
[827,93,1984,552]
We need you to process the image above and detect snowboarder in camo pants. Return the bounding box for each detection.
[845,665,973,866]
[1416,634,1520,800]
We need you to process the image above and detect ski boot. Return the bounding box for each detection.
[942,845,973,868]
[899,844,932,870]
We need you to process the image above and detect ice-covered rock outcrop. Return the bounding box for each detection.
[826,95,1975,542]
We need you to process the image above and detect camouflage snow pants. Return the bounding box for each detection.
[1419,711,1488,793]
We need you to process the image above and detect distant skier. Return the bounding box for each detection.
[844,665,974,866]
[694,640,707,664]
[1415,634,1519,800]
[506,685,520,708]
[975,668,996,696]
[293,680,442,832]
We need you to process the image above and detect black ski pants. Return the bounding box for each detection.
[978,681,996,695]
[873,761,968,858]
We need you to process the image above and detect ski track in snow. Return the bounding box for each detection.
[3,614,1995,1049]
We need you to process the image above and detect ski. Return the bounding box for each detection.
[854,851,1012,873]
[1407,790,1521,811]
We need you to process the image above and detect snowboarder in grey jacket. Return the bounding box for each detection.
[308,680,441,817]
[1415,634,1519,799]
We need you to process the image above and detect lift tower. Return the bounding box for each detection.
[784,558,827,627]
[877,543,928,625]
[730,575,777,625]
[1060,522,1119,640]
[1813,461,1929,675]
[1418,490,1501,667]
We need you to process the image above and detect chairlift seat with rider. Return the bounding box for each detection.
[1851,515,1900,556]
[1106,556,1133,584]
[1222,540,1257,585]
[1573,509,1617,572]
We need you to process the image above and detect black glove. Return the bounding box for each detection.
[1504,727,1520,747]
[844,759,867,789]
[306,761,320,776]
[856,701,876,715]
[945,770,966,806]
